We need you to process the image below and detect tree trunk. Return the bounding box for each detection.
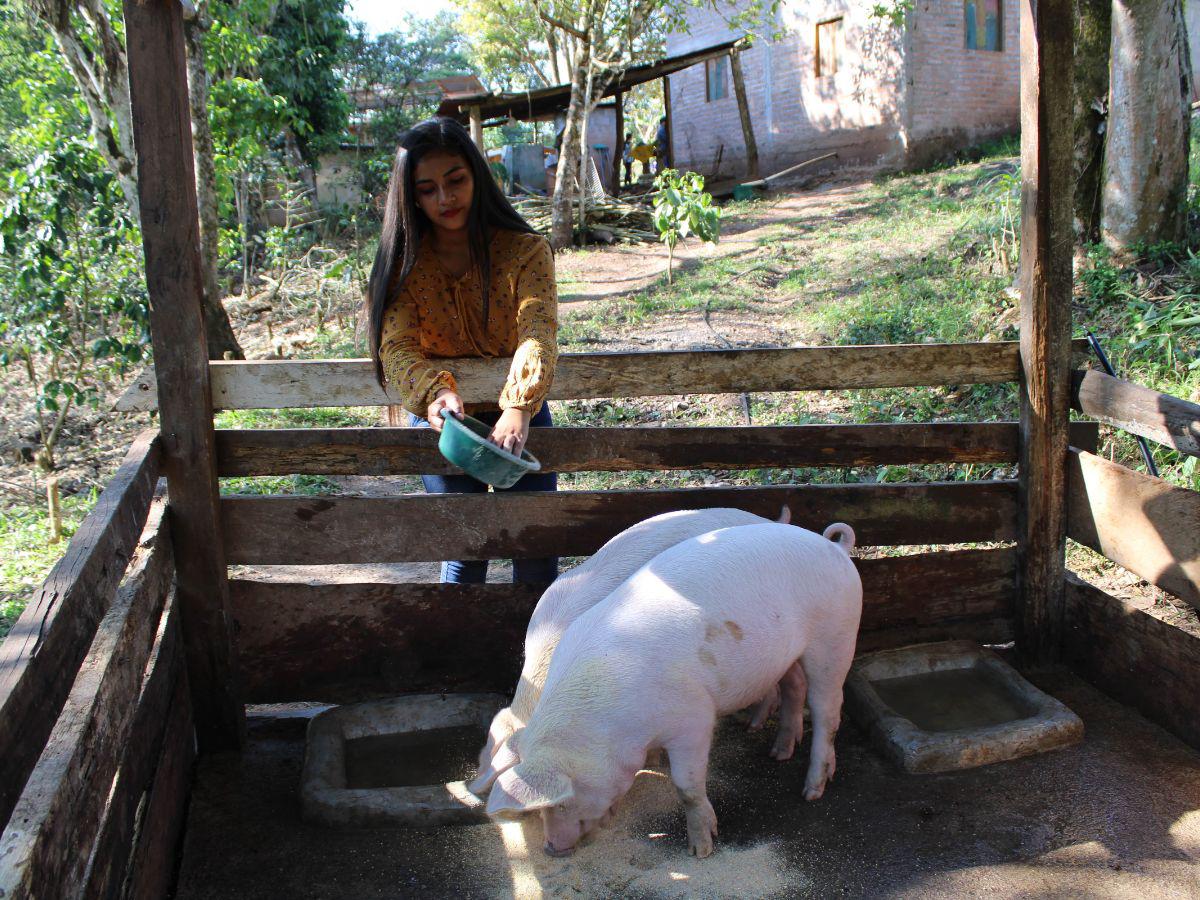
[182,5,243,360]
[730,48,759,181]
[1073,0,1110,245]
[1102,0,1191,250]
[550,44,592,249]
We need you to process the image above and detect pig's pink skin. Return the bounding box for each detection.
[487,522,862,858]
[471,507,782,795]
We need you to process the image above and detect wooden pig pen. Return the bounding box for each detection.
[1,1,1199,897]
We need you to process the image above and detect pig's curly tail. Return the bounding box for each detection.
[821,522,856,553]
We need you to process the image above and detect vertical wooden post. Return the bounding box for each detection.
[1017,0,1074,665]
[613,88,624,193]
[123,0,244,750]
[662,76,674,169]
[469,106,484,151]
[729,48,760,181]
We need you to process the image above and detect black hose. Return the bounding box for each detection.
[1085,330,1159,477]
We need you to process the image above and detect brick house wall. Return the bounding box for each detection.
[665,0,1020,179]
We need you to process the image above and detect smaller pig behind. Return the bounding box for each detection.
[486,522,862,858]
[471,506,789,794]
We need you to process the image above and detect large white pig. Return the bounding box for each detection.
[470,507,791,795]
[485,521,862,859]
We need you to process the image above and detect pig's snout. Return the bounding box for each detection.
[543,841,576,858]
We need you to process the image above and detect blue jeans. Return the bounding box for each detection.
[409,405,558,585]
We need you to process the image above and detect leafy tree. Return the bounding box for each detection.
[0,139,148,525]
[652,168,720,284]
[261,0,352,165]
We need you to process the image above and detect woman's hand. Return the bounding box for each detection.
[426,389,464,434]
[490,408,532,455]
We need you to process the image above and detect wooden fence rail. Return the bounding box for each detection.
[1072,368,1200,459]
[1067,449,1200,610]
[229,547,1016,702]
[117,341,1090,413]
[216,421,1100,477]
[0,432,161,834]
[221,481,1018,565]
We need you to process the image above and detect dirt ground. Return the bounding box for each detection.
[174,670,1200,900]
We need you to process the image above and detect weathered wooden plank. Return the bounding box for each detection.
[122,672,193,900]
[1017,0,1074,664]
[0,503,173,897]
[215,422,1101,477]
[81,596,183,900]
[1067,449,1200,610]
[124,0,244,751]
[1064,573,1200,750]
[115,341,1091,412]
[229,548,1016,702]
[1072,368,1200,459]
[221,482,1018,566]
[0,432,160,833]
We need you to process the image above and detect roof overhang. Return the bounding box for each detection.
[437,40,738,125]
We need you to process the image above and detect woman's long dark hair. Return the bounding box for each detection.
[366,116,536,387]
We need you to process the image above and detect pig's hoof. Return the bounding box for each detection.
[543,842,575,858]
[769,744,795,762]
[685,802,718,858]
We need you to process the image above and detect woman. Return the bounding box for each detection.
[365,117,559,585]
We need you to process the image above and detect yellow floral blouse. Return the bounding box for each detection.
[379,229,558,416]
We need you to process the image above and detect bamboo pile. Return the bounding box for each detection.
[513,194,657,244]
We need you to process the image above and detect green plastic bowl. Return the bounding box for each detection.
[437,409,542,488]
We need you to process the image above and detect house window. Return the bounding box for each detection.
[816,18,843,77]
[705,57,728,102]
[965,0,1002,51]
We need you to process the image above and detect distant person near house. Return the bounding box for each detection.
[621,133,633,186]
[655,116,669,173]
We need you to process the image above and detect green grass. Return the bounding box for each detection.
[1,490,97,638]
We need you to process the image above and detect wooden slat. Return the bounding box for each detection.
[1072,368,1200,459]
[229,548,1016,702]
[215,422,1102,477]
[221,481,1018,565]
[124,0,244,751]
[0,432,160,833]
[81,596,184,900]
[1067,449,1200,610]
[0,502,173,897]
[122,672,193,900]
[115,341,1091,412]
[1017,0,1074,664]
[1064,573,1200,750]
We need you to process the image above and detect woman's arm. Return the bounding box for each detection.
[379,294,462,432]
[492,238,559,453]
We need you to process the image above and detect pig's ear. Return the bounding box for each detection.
[486,764,573,816]
[468,732,521,796]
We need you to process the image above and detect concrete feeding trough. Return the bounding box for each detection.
[301,693,505,828]
[845,641,1083,774]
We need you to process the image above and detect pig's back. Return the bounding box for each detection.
[545,524,861,715]
[526,508,771,637]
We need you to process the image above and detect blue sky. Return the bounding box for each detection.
[344,0,454,35]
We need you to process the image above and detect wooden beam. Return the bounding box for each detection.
[1067,449,1200,609]
[468,105,484,151]
[1064,573,1200,750]
[0,432,160,833]
[1072,368,1200,459]
[215,421,1100,477]
[613,89,624,191]
[1017,0,1074,665]
[116,341,1090,413]
[729,48,759,180]
[123,0,244,750]
[0,504,173,897]
[81,596,184,900]
[221,481,1018,566]
[228,548,1015,702]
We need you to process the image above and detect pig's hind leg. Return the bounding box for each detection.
[747,684,779,731]
[768,660,808,761]
[664,709,719,858]
[799,634,855,801]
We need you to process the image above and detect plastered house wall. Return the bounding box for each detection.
[665,0,1020,178]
